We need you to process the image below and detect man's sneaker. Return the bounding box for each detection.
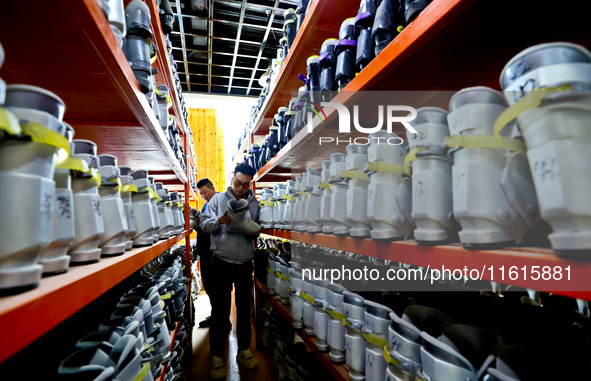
[236,349,258,370]
[211,356,226,380]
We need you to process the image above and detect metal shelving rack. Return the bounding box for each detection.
[241,0,591,299]
[0,232,190,363]
[0,0,197,364]
[245,3,591,378]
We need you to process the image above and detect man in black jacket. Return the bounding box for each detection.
[196,178,217,328]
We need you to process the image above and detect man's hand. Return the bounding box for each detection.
[217,212,233,225]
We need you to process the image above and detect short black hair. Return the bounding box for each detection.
[197,178,214,188]
[234,163,256,177]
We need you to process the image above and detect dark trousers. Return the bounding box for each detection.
[199,248,213,292]
[209,255,253,356]
[196,227,212,292]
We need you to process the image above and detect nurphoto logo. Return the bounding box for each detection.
[308,101,418,146]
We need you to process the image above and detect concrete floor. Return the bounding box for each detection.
[186,289,277,381]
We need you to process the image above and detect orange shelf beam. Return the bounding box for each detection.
[249,0,469,138]
[252,0,471,181]
[249,0,360,137]
[0,0,187,184]
[147,0,188,136]
[253,0,591,181]
[157,321,180,381]
[261,229,591,301]
[0,231,190,363]
[185,187,198,203]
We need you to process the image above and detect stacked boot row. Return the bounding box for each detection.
[259,299,333,381]
[0,46,186,295]
[156,0,190,132]
[256,239,591,380]
[238,0,433,172]
[156,0,192,171]
[258,41,591,260]
[58,247,193,381]
[97,0,188,174]
[234,0,315,163]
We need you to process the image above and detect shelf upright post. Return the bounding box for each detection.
[184,130,192,280]
[182,122,195,350]
[250,130,257,194]
[251,127,266,350]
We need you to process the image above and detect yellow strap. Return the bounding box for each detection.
[21,122,70,155]
[160,293,172,300]
[494,84,572,144]
[300,291,316,306]
[275,271,289,281]
[444,134,527,155]
[0,108,22,135]
[295,191,309,198]
[403,146,429,176]
[147,187,162,202]
[342,319,352,327]
[383,345,402,366]
[151,188,161,202]
[326,308,346,321]
[283,19,295,29]
[362,332,388,348]
[366,161,405,174]
[179,349,185,361]
[318,182,333,191]
[341,170,370,181]
[267,267,274,274]
[260,200,275,207]
[283,195,295,201]
[133,363,151,381]
[103,177,122,187]
[61,156,100,186]
[121,184,138,193]
[90,168,102,187]
[150,48,157,64]
[55,156,90,172]
[165,201,173,207]
[176,201,183,208]
[154,87,173,108]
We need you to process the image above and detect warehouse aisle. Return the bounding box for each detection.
[186,290,277,381]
